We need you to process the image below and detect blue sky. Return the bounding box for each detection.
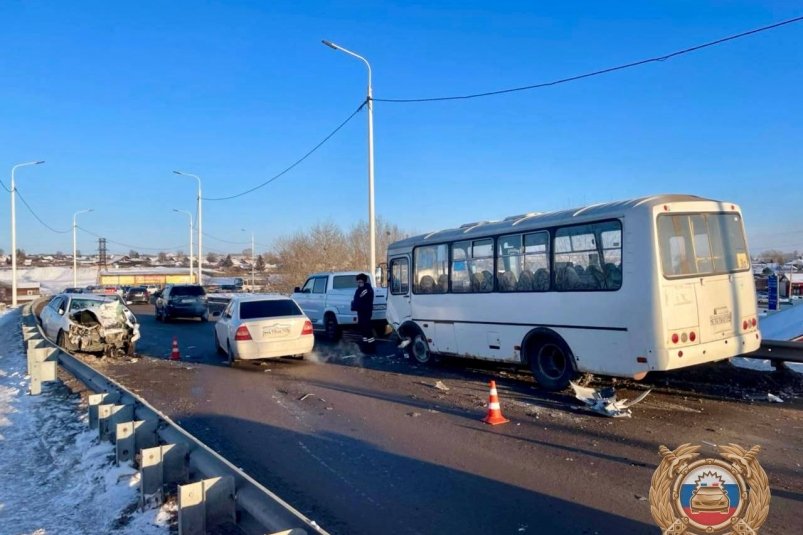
[1,1,801,255]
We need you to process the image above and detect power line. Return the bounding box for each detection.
[374,15,803,103]
[203,100,367,201]
[202,231,249,245]
[77,226,183,252]
[14,187,71,234]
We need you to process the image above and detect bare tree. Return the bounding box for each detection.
[760,249,786,264]
[269,218,410,293]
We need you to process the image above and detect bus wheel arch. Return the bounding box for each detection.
[522,328,577,391]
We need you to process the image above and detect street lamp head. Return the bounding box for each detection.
[322,39,339,50]
[35,160,45,165]
[172,170,183,175]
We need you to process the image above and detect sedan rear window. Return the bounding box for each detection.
[170,285,206,296]
[240,300,303,320]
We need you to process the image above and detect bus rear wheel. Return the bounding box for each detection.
[528,337,576,391]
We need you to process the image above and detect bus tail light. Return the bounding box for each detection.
[301,320,313,336]
[689,331,696,342]
[678,351,683,358]
[751,318,757,327]
[671,333,679,344]
[742,320,749,330]
[681,333,688,343]
[235,325,252,341]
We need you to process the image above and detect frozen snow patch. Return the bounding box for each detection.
[0,309,171,534]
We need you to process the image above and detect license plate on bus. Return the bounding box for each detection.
[710,307,732,331]
[263,325,290,337]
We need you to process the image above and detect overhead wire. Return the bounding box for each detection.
[203,100,367,201]
[373,15,803,103]
[14,186,72,234]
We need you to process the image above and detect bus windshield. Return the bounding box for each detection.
[657,213,749,277]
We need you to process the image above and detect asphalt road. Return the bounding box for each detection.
[76,304,803,535]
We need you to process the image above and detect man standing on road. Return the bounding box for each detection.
[351,273,375,351]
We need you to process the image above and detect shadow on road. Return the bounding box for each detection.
[177,413,656,535]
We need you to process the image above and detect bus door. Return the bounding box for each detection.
[387,256,412,328]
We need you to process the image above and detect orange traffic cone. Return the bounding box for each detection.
[482,380,509,425]
[170,336,180,361]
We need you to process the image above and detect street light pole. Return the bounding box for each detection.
[173,171,202,285]
[322,40,376,277]
[72,209,93,288]
[241,228,255,291]
[173,209,194,282]
[10,160,45,307]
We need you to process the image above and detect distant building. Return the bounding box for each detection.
[0,281,40,305]
[98,268,196,286]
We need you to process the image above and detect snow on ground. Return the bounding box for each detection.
[0,266,98,295]
[0,309,172,534]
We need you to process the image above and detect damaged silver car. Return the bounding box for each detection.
[41,293,141,356]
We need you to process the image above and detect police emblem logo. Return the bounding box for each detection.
[649,443,770,534]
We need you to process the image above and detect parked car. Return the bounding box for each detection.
[213,294,314,366]
[291,271,387,341]
[155,284,209,322]
[40,293,139,355]
[125,286,149,305]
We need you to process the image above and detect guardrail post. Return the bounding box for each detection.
[22,325,38,341]
[98,403,135,442]
[178,476,236,534]
[116,419,159,465]
[140,443,189,507]
[88,391,121,429]
[27,346,58,396]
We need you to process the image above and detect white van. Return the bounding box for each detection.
[292,271,387,340]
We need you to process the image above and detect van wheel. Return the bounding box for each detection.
[528,336,576,391]
[408,333,432,365]
[324,315,340,342]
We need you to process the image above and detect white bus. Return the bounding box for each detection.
[385,195,761,390]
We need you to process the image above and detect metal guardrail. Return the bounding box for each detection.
[744,339,803,363]
[21,299,328,535]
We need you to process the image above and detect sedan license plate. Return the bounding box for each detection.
[263,325,290,337]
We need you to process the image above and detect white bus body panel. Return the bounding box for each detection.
[387,196,760,379]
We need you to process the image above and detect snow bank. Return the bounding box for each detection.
[0,310,171,534]
[0,266,97,295]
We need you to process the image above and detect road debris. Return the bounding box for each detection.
[767,393,784,403]
[398,338,411,349]
[570,382,652,418]
[407,411,422,418]
[299,393,313,401]
[434,380,450,391]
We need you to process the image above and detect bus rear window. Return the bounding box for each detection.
[657,213,749,277]
[240,300,303,319]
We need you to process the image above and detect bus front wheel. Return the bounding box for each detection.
[408,333,432,365]
[528,337,576,391]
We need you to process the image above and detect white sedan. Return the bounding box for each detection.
[214,294,314,365]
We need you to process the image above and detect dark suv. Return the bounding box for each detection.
[125,286,150,304]
[155,284,209,322]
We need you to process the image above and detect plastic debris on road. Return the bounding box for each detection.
[434,380,450,391]
[570,382,652,418]
[767,393,784,403]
